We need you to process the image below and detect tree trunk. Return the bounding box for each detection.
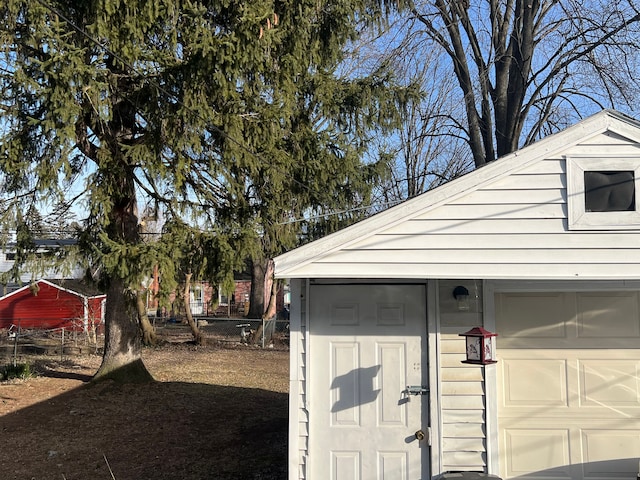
[263,270,278,321]
[183,273,203,345]
[136,290,160,346]
[94,277,154,383]
[248,258,267,318]
[252,261,277,346]
[93,163,153,383]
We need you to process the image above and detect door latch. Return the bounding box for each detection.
[405,385,428,396]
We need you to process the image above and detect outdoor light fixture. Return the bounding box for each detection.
[460,326,498,365]
[452,285,470,311]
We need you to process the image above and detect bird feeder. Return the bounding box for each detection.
[459,326,498,365]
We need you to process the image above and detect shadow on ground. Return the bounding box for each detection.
[0,378,287,480]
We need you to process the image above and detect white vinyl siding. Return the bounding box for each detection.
[276,118,640,281]
[438,280,487,473]
[289,279,309,480]
[293,148,640,279]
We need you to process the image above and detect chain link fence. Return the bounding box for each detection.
[0,321,100,366]
[154,316,290,349]
[1,314,289,365]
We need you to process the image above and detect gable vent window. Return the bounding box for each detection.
[568,156,640,230]
[584,171,635,212]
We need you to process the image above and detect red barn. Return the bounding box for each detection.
[0,279,106,332]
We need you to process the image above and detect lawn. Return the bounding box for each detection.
[0,344,289,480]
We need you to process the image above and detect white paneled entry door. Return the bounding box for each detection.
[309,283,429,480]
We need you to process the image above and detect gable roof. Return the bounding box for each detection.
[274,110,640,280]
[46,279,106,298]
[0,279,106,302]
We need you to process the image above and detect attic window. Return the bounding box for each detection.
[584,171,635,212]
[568,156,640,230]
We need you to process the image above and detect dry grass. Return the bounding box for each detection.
[0,344,289,480]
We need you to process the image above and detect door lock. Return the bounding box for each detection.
[405,385,428,396]
[415,430,425,441]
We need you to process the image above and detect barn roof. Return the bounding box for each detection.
[274,110,640,280]
[1,279,105,301]
[46,279,106,298]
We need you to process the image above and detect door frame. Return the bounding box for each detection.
[427,279,442,477]
[304,279,437,480]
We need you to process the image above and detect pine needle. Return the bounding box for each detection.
[103,454,116,480]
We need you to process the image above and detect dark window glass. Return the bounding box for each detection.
[6,252,16,261]
[584,171,635,212]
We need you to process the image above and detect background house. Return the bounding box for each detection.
[0,279,106,333]
[0,239,82,287]
[275,110,640,480]
[146,272,287,320]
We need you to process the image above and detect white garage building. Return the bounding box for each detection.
[274,110,640,480]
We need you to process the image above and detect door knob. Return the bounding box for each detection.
[415,429,425,441]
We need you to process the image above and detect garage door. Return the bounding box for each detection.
[495,291,640,480]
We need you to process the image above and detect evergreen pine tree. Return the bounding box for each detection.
[0,0,408,380]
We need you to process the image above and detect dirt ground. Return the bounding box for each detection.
[0,344,289,480]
